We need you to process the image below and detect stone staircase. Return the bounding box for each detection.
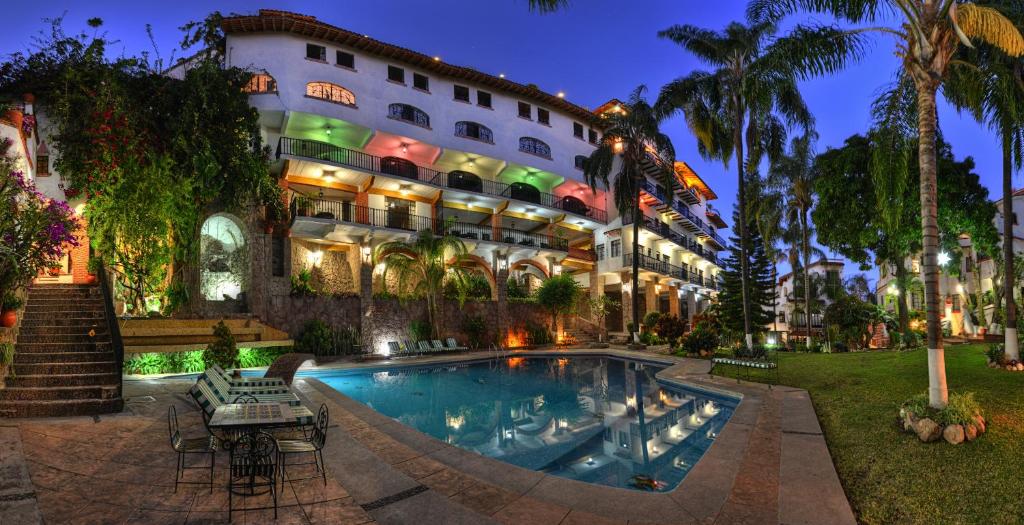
[0,284,123,417]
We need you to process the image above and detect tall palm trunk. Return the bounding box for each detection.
[734,105,753,350]
[895,259,911,339]
[801,208,813,347]
[1002,132,1019,360]
[916,84,948,409]
[632,174,641,344]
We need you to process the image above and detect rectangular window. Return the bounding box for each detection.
[306,44,326,61]
[610,239,621,258]
[596,244,605,261]
[387,65,405,83]
[537,108,550,125]
[454,85,470,102]
[588,129,599,144]
[336,50,354,68]
[573,122,584,138]
[477,91,492,108]
[518,101,531,119]
[413,73,429,91]
[36,155,49,176]
[952,295,961,313]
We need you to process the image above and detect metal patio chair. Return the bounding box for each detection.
[167,405,218,493]
[276,403,329,487]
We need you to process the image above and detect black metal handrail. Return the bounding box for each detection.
[277,137,607,223]
[96,261,124,407]
[291,196,568,251]
[623,252,687,281]
[623,213,721,265]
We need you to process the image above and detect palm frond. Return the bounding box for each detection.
[747,0,887,24]
[526,0,568,13]
[957,3,1024,57]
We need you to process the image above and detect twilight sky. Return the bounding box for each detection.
[0,1,1003,282]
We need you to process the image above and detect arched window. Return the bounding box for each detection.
[519,137,551,159]
[454,121,493,143]
[200,214,247,301]
[306,81,356,106]
[574,155,587,170]
[244,73,277,94]
[388,103,430,128]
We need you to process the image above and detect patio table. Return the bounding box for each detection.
[209,402,301,495]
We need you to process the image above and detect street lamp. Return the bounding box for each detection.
[937,251,951,266]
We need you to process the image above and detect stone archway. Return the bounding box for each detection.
[199,213,248,301]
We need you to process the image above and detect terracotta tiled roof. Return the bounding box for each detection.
[222,9,604,126]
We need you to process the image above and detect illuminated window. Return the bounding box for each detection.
[388,103,430,128]
[518,137,551,158]
[244,74,277,94]
[306,82,356,106]
[455,121,493,143]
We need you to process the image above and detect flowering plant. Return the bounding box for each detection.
[21,114,36,135]
[0,139,79,294]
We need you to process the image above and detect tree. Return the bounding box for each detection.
[375,222,469,339]
[719,199,775,337]
[945,23,1024,360]
[535,273,583,337]
[814,133,998,346]
[768,135,820,346]
[656,20,862,349]
[582,86,675,345]
[751,0,1024,411]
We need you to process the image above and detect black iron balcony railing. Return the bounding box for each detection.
[638,176,726,247]
[624,252,687,281]
[278,137,607,223]
[290,196,568,251]
[622,213,721,266]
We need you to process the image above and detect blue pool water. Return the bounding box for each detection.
[308,356,737,492]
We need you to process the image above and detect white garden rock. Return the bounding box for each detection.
[914,418,942,442]
[943,424,965,445]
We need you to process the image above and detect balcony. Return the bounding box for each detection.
[568,246,597,261]
[289,197,567,251]
[623,213,721,266]
[623,252,687,281]
[277,137,607,223]
[638,178,724,247]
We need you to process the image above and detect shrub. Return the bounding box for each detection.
[409,319,431,342]
[642,311,662,332]
[986,344,1005,365]
[290,269,316,296]
[942,392,983,426]
[86,256,102,275]
[335,325,361,355]
[639,331,663,345]
[901,392,930,418]
[735,345,768,359]
[295,319,334,355]
[123,350,207,375]
[526,321,552,345]
[203,321,238,370]
[462,315,488,349]
[507,277,529,299]
[237,347,289,368]
[536,273,583,330]
[654,315,687,346]
[443,273,491,301]
[2,292,24,311]
[681,325,718,355]
[0,342,15,365]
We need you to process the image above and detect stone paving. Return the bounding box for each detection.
[0,349,856,524]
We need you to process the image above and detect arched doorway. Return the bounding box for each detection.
[200,214,248,301]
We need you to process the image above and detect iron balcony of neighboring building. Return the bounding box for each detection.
[289,197,568,251]
[622,212,721,267]
[277,137,608,224]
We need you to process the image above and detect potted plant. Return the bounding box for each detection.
[1,293,23,328]
[295,196,314,217]
[85,257,101,284]
[47,265,61,277]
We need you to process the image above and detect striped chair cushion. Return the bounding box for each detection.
[210,364,286,387]
[712,358,777,369]
[290,405,315,426]
[189,380,223,415]
[201,376,301,406]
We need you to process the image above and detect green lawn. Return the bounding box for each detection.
[713,345,1024,525]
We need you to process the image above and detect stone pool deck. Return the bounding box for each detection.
[0,348,855,524]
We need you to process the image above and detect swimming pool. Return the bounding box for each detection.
[308,356,737,492]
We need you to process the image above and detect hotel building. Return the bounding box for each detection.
[186,9,727,347]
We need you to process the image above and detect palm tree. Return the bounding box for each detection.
[751,0,1024,408]
[655,20,862,350]
[527,0,568,12]
[753,0,1024,409]
[768,135,820,346]
[582,86,675,345]
[375,221,470,339]
[945,35,1024,360]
